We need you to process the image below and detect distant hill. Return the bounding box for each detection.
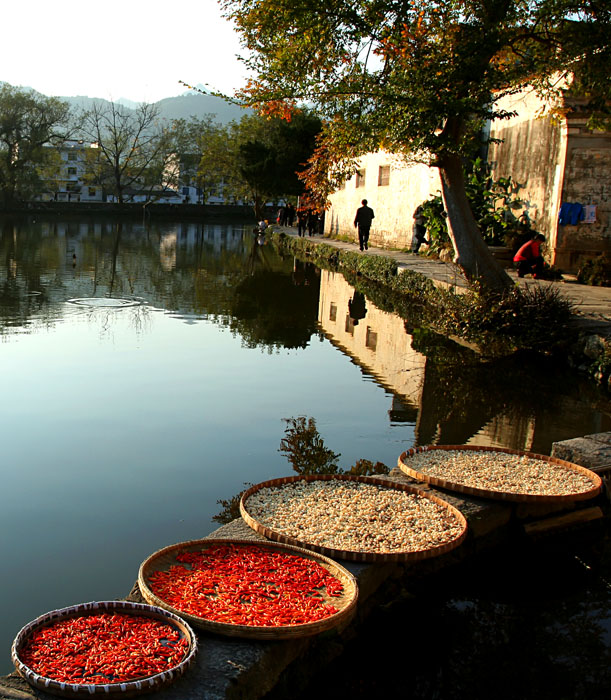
[59,92,250,125]
[156,93,250,124]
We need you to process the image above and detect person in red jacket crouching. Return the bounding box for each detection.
[513,233,546,278]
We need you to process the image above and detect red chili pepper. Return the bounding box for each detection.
[148,543,344,627]
[20,613,189,684]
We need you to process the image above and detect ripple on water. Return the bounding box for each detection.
[67,298,143,309]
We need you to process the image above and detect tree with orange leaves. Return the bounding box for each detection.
[222,0,610,291]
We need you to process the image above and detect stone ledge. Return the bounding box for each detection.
[551,432,611,474]
[1,470,603,700]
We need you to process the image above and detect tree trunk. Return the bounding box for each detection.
[438,151,513,293]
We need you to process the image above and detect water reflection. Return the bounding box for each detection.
[1,216,611,677]
[318,269,611,453]
[0,217,321,349]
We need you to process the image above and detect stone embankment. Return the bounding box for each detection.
[2,435,608,700]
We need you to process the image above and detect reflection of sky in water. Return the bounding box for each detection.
[0,296,410,672]
[2,219,611,681]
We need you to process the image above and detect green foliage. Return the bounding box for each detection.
[169,116,228,203]
[420,158,534,254]
[577,255,611,287]
[225,110,322,218]
[0,84,72,205]
[432,283,575,353]
[345,459,390,477]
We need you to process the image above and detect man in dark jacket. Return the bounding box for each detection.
[354,199,375,251]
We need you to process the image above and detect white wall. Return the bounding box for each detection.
[325,151,442,250]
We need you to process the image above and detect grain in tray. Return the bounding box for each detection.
[404,449,595,495]
[243,479,463,553]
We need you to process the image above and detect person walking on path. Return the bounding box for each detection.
[513,233,546,278]
[354,199,375,251]
[412,205,430,253]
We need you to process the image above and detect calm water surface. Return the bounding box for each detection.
[1,216,610,683]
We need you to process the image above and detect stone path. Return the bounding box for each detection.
[278,227,611,335]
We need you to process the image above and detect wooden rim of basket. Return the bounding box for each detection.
[11,600,197,699]
[239,474,468,563]
[138,538,359,640]
[398,445,603,503]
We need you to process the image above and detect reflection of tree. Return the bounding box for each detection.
[213,416,389,523]
[410,328,611,450]
[279,417,341,474]
[212,483,253,525]
[230,267,320,349]
[0,218,322,350]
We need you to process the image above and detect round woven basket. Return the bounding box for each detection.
[239,474,468,563]
[11,600,197,699]
[138,538,358,640]
[398,445,603,503]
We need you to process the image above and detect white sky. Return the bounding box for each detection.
[1,0,249,103]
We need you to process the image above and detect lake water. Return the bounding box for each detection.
[1,216,610,681]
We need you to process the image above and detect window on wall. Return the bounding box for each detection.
[329,302,337,322]
[378,165,390,186]
[67,152,77,161]
[365,327,378,351]
[356,169,366,188]
[345,314,355,335]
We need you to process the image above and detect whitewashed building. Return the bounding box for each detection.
[39,140,104,202]
[325,151,440,251]
[324,85,611,272]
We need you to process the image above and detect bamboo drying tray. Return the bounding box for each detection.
[239,474,468,563]
[138,538,358,640]
[398,445,603,503]
[11,600,197,699]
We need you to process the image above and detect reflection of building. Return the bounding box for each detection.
[318,269,611,451]
[318,270,426,414]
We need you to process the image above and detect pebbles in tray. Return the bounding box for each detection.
[404,449,596,496]
[243,480,464,554]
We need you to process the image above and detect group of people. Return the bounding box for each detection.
[276,203,296,227]
[297,209,322,237]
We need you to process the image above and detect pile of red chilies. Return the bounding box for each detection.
[148,543,344,626]
[20,613,189,684]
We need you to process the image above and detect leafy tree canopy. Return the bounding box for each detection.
[225,109,322,218]
[0,84,72,205]
[222,0,610,289]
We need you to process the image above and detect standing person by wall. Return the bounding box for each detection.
[354,199,375,251]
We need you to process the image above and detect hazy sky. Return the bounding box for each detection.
[1,1,249,103]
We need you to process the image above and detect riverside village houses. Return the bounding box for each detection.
[324,85,611,273]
